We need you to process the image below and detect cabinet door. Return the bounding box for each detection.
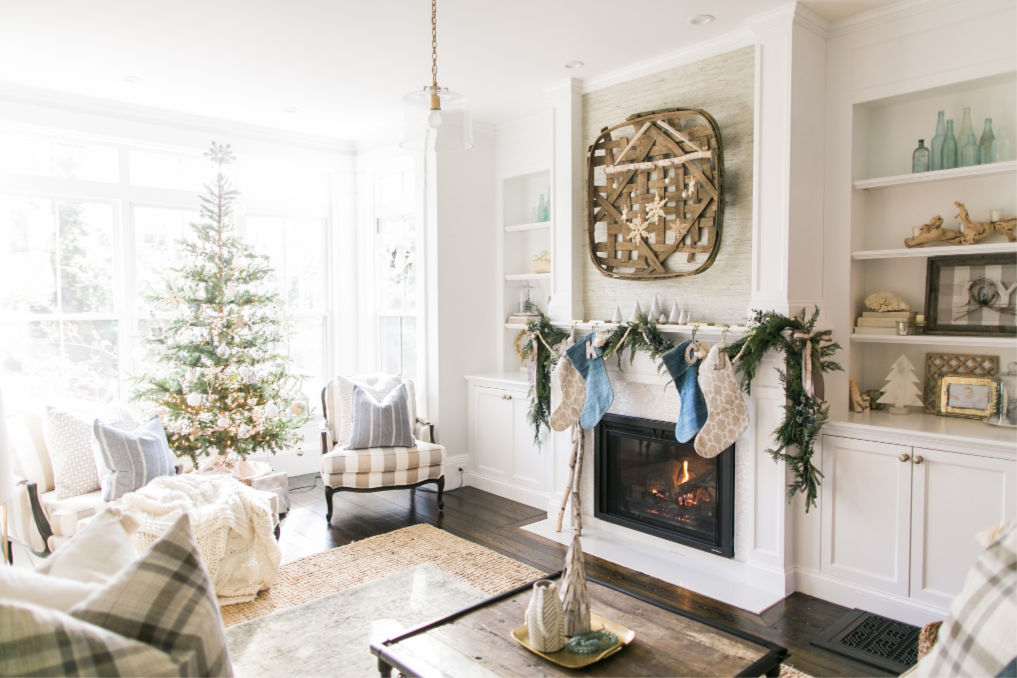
[909,447,1015,609]
[821,435,913,595]
[471,386,515,479]
[510,394,543,491]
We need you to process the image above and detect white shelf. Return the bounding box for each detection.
[853,160,1017,190]
[825,411,1016,456]
[505,220,551,233]
[504,320,747,340]
[851,333,1016,348]
[504,272,551,281]
[852,241,1017,260]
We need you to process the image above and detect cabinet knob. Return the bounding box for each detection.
[899,454,910,462]
[502,394,513,400]
[913,455,924,464]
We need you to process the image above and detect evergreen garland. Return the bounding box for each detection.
[724,308,841,511]
[520,307,840,511]
[519,313,569,444]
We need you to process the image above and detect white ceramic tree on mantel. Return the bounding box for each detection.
[877,355,924,414]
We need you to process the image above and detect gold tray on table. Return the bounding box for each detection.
[511,613,635,669]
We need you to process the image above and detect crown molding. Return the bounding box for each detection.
[581,28,756,95]
[0,82,356,154]
[826,0,970,38]
[792,3,830,38]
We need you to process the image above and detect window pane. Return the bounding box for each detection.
[0,321,61,405]
[377,217,416,313]
[287,315,326,404]
[377,315,416,380]
[129,149,207,190]
[235,158,330,215]
[245,216,326,311]
[0,195,57,313]
[62,320,119,400]
[134,206,198,312]
[58,202,115,313]
[0,133,118,182]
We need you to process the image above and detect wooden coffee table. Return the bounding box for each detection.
[371,572,787,677]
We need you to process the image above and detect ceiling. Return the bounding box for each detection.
[0,0,895,143]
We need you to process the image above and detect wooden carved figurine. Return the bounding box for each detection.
[849,379,871,413]
[905,202,1017,248]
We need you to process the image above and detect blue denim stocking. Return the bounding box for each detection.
[661,340,708,443]
[566,334,614,430]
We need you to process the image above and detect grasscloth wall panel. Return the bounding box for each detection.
[582,46,754,323]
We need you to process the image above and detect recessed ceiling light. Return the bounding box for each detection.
[283,106,300,114]
[122,75,142,84]
[689,14,715,25]
[564,60,585,70]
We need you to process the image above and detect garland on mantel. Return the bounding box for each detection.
[520,308,841,511]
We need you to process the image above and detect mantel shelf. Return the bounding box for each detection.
[851,333,1016,348]
[505,321,747,340]
[852,241,1017,260]
[853,160,1016,190]
[505,220,551,233]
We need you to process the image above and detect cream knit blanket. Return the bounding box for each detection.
[114,473,281,606]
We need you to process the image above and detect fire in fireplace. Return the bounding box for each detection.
[595,413,734,557]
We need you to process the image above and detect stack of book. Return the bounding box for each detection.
[506,311,541,326]
[854,310,915,334]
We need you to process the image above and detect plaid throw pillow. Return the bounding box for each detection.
[94,417,176,500]
[346,383,416,450]
[70,512,234,677]
[908,522,1016,677]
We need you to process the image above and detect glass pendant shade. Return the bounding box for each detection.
[401,86,473,152]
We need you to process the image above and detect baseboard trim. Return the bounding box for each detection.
[464,473,550,510]
[794,567,947,626]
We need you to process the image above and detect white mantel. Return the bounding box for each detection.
[523,349,794,613]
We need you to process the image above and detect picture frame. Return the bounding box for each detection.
[923,352,998,414]
[936,374,998,419]
[925,253,1017,335]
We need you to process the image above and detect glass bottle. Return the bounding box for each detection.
[930,110,946,170]
[912,139,930,173]
[941,119,958,169]
[958,107,975,151]
[994,128,1014,162]
[979,118,996,165]
[960,133,979,167]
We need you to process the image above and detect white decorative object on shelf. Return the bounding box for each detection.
[610,306,622,323]
[877,355,924,414]
[629,301,643,323]
[659,313,667,324]
[668,303,681,324]
[648,296,662,321]
[525,579,565,653]
[865,291,909,312]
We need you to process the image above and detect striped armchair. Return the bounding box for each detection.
[319,376,445,523]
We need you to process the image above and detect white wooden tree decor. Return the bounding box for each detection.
[878,355,924,414]
[587,108,724,279]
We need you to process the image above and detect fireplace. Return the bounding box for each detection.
[594,413,735,557]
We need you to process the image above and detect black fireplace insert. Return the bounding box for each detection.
[594,413,734,557]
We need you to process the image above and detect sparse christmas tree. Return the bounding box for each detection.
[136,142,306,466]
[877,355,923,414]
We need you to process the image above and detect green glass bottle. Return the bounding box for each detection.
[912,139,930,173]
[930,110,946,170]
[979,118,995,165]
[941,120,958,169]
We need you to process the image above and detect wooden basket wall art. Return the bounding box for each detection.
[587,108,724,279]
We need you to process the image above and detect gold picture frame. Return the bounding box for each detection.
[937,374,998,419]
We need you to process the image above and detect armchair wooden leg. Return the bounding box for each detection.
[436,476,445,511]
[324,486,335,523]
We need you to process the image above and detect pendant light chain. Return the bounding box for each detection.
[430,0,438,89]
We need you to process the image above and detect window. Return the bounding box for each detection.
[0,130,339,424]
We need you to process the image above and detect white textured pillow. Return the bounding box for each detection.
[0,566,99,612]
[36,508,139,585]
[44,407,100,499]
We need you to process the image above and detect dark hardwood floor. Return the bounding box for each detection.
[280,474,891,678]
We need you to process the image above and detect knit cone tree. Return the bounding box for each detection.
[136,142,306,465]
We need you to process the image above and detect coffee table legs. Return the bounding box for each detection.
[376,656,392,677]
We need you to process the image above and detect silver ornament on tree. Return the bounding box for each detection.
[525,579,565,652]
[264,402,279,418]
[186,392,202,407]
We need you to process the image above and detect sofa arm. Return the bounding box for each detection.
[414,418,435,444]
[11,479,53,556]
[320,428,332,455]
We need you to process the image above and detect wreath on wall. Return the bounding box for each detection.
[520,308,841,511]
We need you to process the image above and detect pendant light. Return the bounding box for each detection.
[402,0,472,151]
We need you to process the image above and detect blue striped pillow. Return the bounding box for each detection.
[346,383,416,449]
[93,417,177,500]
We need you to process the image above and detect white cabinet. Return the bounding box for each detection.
[821,435,1015,607]
[466,375,548,508]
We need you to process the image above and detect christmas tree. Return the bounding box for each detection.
[136,142,306,465]
[877,355,923,414]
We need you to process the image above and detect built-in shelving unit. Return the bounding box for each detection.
[505,220,551,233]
[846,70,1017,421]
[853,160,1016,190]
[504,272,551,282]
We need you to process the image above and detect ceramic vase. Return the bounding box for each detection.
[525,579,565,652]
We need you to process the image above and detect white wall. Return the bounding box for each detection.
[426,130,499,462]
